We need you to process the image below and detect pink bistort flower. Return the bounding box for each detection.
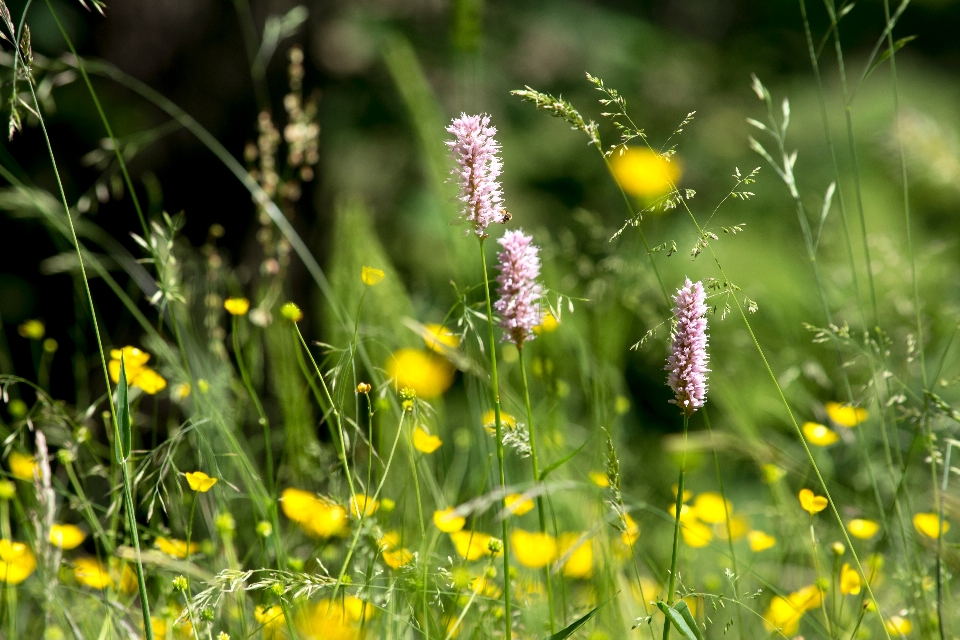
[446,113,509,237]
[494,229,542,347]
[665,278,709,416]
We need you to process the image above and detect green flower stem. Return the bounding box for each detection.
[479,238,512,640]
[518,347,555,633]
[808,515,832,639]
[662,414,689,640]
[119,461,154,640]
[232,315,274,496]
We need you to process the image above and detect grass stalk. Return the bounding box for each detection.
[662,414,689,640]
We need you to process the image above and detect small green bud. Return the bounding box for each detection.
[256,521,273,538]
[172,575,189,592]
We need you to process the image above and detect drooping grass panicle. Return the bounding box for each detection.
[666,278,709,416]
[494,229,543,348]
[446,113,509,237]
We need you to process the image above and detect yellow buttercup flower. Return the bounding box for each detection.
[533,312,559,335]
[588,471,610,487]
[108,346,166,395]
[280,302,303,322]
[298,598,367,639]
[223,297,250,316]
[681,519,713,548]
[762,584,823,636]
[383,547,414,569]
[0,540,35,585]
[747,530,776,552]
[134,368,168,394]
[621,512,640,546]
[280,487,321,523]
[839,563,861,595]
[802,421,839,446]
[387,349,454,400]
[148,617,168,639]
[848,518,880,539]
[715,513,749,541]
[424,324,460,352]
[692,492,732,524]
[349,494,380,518]
[185,471,218,493]
[558,533,593,579]
[450,531,497,560]
[8,452,36,481]
[361,266,385,286]
[49,524,86,550]
[73,557,112,589]
[504,494,534,517]
[799,489,828,515]
[433,508,465,533]
[155,537,200,559]
[482,410,517,434]
[18,319,45,340]
[913,512,949,539]
[886,615,913,636]
[610,147,682,199]
[254,605,285,639]
[301,503,349,539]
[511,530,557,569]
[412,427,443,454]
[825,401,868,427]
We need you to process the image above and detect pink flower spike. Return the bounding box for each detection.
[494,229,543,347]
[665,278,709,416]
[446,113,509,237]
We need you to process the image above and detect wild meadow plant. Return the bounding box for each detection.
[0,1,956,639]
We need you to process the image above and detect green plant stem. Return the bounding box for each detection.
[2,499,14,640]
[662,414,689,640]
[232,315,274,496]
[809,516,833,639]
[478,238,512,640]
[518,347,555,634]
[120,462,154,640]
[64,460,111,553]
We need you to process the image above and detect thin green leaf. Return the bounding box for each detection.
[867,35,917,79]
[545,594,616,640]
[656,602,700,640]
[540,437,590,481]
[673,601,705,640]
[115,357,131,463]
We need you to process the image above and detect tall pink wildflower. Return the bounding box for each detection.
[446,113,509,237]
[494,229,542,347]
[665,278,709,416]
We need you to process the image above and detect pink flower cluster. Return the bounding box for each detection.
[666,278,709,416]
[446,113,509,237]
[495,229,543,347]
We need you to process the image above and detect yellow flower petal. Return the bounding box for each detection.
[825,401,868,427]
[387,349,454,400]
[8,452,36,481]
[848,518,880,539]
[17,319,45,340]
[886,615,913,636]
[747,530,776,552]
[433,508,465,533]
[382,547,414,569]
[349,494,380,518]
[301,503,349,539]
[558,533,593,579]
[533,312,559,335]
[504,493,534,517]
[280,302,303,322]
[49,524,86,550]
[413,427,443,454]
[185,471,218,493]
[510,530,557,569]
[482,410,517,434]
[280,487,321,523]
[223,297,250,315]
[715,514,750,541]
[73,557,112,589]
[913,512,949,539]
[802,421,840,446]
[610,147,682,198]
[133,368,167,395]
[361,266,385,286]
[0,540,35,585]
[840,562,861,595]
[449,531,497,560]
[681,519,713,548]
[799,489,828,515]
[423,323,460,352]
[621,513,640,546]
[692,492,732,524]
[588,471,610,487]
[154,537,200,559]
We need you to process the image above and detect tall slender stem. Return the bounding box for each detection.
[518,348,555,633]
[232,315,274,495]
[479,239,512,640]
[662,414,689,640]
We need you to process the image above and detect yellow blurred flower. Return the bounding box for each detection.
[761,463,785,484]
[349,494,379,518]
[692,492,732,524]
[254,605,286,639]
[505,494,534,517]
[298,598,367,640]
[482,410,517,433]
[913,512,949,539]
[433,508,465,533]
[18,319,45,340]
[747,530,776,552]
[280,487,321,523]
[361,266,385,286]
[558,533,593,579]
[715,513,749,541]
[672,484,693,503]
[185,471,218,493]
[621,512,640,546]
[0,481,14,500]
[280,302,303,322]
[681,519,713,548]
[155,537,200,559]
[840,563,861,595]
[108,346,166,394]
[762,584,822,636]
[383,547,414,569]
[424,324,460,352]
[412,427,443,454]
[49,524,86,550]
[223,297,250,315]
[802,421,840,446]
[302,503,349,539]
[799,489,828,515]
[532,312,559,335]
[511,530,557,569]
[0,540,35,585]
[173,382,191,400]
[610,147,681,198]
[8,452,36,481]
[148,617,168,639]
[387,349,454,400]
[886,615,913,636]
[825,401,868,427]
[848,518,880,539]
[73,557,112,589]
[588,471,610,487]
[450,531,497,561]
